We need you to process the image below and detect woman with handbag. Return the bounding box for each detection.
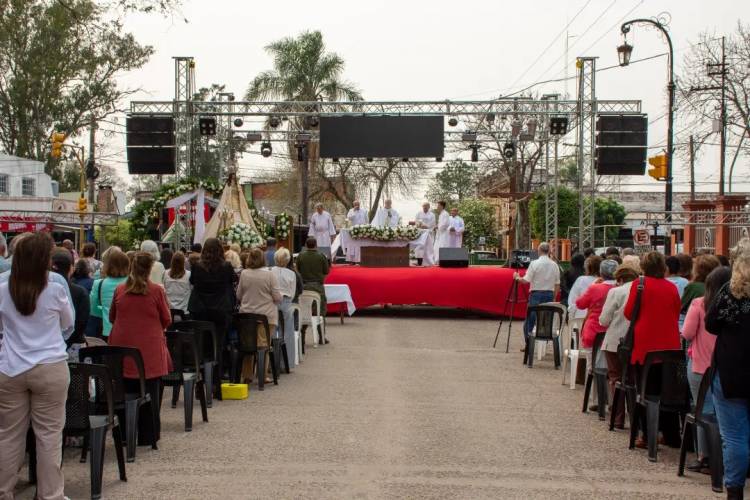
[88,248,130,339]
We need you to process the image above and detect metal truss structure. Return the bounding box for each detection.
[173,57,196,177]
[541,95,560,252]
[576,57,597,250]
[0,210,119,228]
[129,56,644,250]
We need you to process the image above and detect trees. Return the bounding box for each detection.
[456,198,497,250]
[0,0,153,161]
[678,22,750,190]
[529,187,626,244]
[425,160,477,203]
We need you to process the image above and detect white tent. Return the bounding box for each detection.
[202,173,258,241]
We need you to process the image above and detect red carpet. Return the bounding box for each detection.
[325,265,528,318]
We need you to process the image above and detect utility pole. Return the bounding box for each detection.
[87,118,96,205]
[689,135,695,201]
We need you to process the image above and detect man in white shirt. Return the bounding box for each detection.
[447,207,465,248]
[346,200,369,227]
[434,201,450,263]
[308,203,336,249]
[370,199,400,228]
[514,242,561,348]
[414,202,436,266]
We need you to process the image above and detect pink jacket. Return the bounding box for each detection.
[576,281,615,348]
[681,297,717,375]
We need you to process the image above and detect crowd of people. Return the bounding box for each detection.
[0,231,332,499]
[523,240,750,499]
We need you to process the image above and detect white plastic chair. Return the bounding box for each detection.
[289,303,302,365]
[561,317,587,389]
[300,291,326,347]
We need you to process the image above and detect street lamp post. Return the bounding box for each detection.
[618,18,675,255]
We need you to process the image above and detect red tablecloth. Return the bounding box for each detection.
[325,265,528,318]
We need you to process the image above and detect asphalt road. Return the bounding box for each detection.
[14,308,730,499]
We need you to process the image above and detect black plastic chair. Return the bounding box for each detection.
[524,303,564,368]
[628,350,691,462]
[65,362,127,500]
[275,310,292,375]
[678,368,724,493]
[79,346,158,463]
[582,332,609,421]
[170,308,189,323]
[609,349,637,432]
[161,330,209,432]
[233,313,279,391]
[171,320,220,406]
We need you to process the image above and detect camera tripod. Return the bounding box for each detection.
[492,276,529,353]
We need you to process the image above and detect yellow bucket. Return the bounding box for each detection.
[221,383,248,400]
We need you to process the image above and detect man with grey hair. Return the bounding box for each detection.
[370,199,400,228]
[514,242,561,349]
[0,234,8,273]
[346,200,368,227]
[308,203,336,249]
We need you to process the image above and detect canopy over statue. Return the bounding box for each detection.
[203,173,258,241]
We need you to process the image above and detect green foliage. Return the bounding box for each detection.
[129,177,222,243]
[96,220,134,251]
[457,198,497,250]
[425,160,477,202]
[529,186,579,240]
[529,187,626,244]
[0,0,153,160]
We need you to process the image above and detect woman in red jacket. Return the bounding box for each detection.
[623,251,682,365]
[109,252,172,445]
[575,259,618,348]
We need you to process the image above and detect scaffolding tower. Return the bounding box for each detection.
[173,56,195,177]
[576,57,597,250]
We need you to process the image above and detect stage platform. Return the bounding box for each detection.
[324,265,528,318]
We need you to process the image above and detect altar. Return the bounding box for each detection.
[331,228,433,266]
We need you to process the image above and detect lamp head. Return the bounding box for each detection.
[617,40,633,67]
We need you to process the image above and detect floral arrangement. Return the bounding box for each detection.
[275,212,293,240]
[349,224,421,242]
[219,222,264,249]
[130,177,223,242]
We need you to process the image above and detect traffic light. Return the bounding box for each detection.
[77,197,87,212]
[50,132,66,159]
[648,154,667,180]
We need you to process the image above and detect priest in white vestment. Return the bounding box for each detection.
[434,201,450,263]
[370,199,400,228]
[308,203,336,248]
[447,207,465,248]
[414,202,436,266]
[346,200,369,226]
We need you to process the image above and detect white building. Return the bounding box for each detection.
[0,153,56,212]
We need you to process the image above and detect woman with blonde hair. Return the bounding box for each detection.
[272,248,299,365]
[164,251,191,313]
[706,239,750,498]
[109,252,172,445]
[89,248,130,339]
[224,249,243,272]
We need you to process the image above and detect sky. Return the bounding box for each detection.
[107,0,750,217]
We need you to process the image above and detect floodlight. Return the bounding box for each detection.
[246,132,262,142]
[233,118,243,127]
[269,116,281,128]
[260,141,272,157]
[462,131,477,142]
[470,144,480,162]
[502,142,515,159]
[549,117,569,135]
[448,117,458,127]
[198,117,216,136]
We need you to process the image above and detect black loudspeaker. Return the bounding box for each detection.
[594,114,648,176]
[126,116,177,174]
[127,147,176,175]
[508,249,539,269]
[439,247,469,268]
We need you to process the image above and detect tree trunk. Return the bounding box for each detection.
[517,199,531,249]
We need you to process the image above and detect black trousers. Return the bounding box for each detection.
[123,377,162,445]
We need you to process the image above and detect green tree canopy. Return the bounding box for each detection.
[457,198,497,250]
[0,0,154,160]
[425,160,477,203]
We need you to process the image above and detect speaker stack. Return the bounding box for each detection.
[594,114,648,175]
[438,247,469,268]
[126,116,176,175]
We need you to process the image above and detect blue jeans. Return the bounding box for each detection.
[712,373,750,488]
[523,290,554,341]
[686,358,714,457]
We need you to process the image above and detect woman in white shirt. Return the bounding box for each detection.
[567,255,602,320]
[271,248,299,366]
[0,232,74,500]
[163,251,191,313]
[140,240,165,285]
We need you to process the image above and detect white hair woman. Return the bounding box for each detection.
[271,247,299,366]
[140,240,165,285]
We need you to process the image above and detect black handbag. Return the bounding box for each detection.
[617,276,644,367]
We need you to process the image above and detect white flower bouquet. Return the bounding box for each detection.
[219,222,264,249]
[276,212,293,240]
[350,224,420,242]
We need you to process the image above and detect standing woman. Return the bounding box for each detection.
[561,253,585,306]
[108,252,172,445]
[0,232,74,500]
[706,243,750,499]
[163,252,191,314]
[271,248,299,366]
[89,248,130,340]
[140,240,165,286]
[188,238,237,387]
[681,254,721,320]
